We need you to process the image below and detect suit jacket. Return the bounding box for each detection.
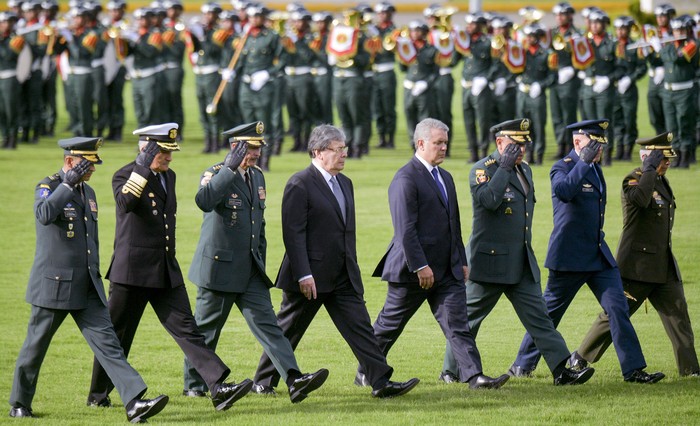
[374,156,467,284]
[26,170,106,310]
[544,150,616,271]
[468,152,539,285]
[617,167,680,283]
[276,164,363,295]
[189,164,272,291]
[106,162,184,288]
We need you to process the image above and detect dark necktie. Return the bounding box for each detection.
[330,176,346,223]
[431,167,448,204]
[158,173,167,193]
[244,169,253,197]
[591,165,603,193]
[516,166,529,194]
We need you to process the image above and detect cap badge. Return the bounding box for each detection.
[256,122,264,134]
[599,122,609,130]
[667,133,673,142]
[520,120,530,131]
[168,128,178,139]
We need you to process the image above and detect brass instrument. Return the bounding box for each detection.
[646,27,657,39]
[491,33,506,51]
[107,21,130,39]
[268,11,289,35]
[382,25,408,51]
[342,9,361,29]
[626,35,687,50]
[630,23,641,40]
[552,33,571,51]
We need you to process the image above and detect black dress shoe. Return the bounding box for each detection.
[508,364,534,378]
[624,369,665,384]
[469,374,510,389]
[689,371,700,377]
[371,378,420,398]
[252,384,277,395]
[125,394,169,424]
[182,389,207,398]
[554,366,595,386]
[9,406,35,418]
[87,396,112,407]
[569,351,588,371]
[289,368,329,403]
[211,379,253,411]
[354,372,371,387]
[438,371,460,384]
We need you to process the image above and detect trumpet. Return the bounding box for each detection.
[268,11,289,35]
[630,23,641,40]
[382,26,408,51]
[552,33,571,51]
[491,33,506,51]
[108,21,130,39]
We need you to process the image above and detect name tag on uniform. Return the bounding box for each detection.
[63,206,77,218]
[228,198,243,208]
[653,191,664,205]
[582,184,594,193]
[503,187,515,200]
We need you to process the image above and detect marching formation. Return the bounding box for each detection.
[1,1,699,170]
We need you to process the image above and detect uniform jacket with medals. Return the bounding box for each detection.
[107,162,183,288]
[468,151,539,285]
[617,167,680,284]
[189,163,271,292]
[27,170,105,310]
[545,151,616,272]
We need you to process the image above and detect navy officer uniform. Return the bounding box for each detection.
[184,121,328,403]
[87,123,254,411]
[512,119,665,384]
[440,119,594,385]
[9,138,168,423]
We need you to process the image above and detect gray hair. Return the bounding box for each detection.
[413,118,449,147]
[308,124,346,157]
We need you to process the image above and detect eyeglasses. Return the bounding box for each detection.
[325,146,349,154]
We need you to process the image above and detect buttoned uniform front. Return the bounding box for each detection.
[513,149,648,377]
[401,40,437,146]
[577,165,700,375]
[550,24,582,157]
[516,44,556,163]
[612,38,647,160]
[365,156,485,383]
[457,32,494,160]
[88,159,232,403]
[10,169,148,412]
[442,149,572,377]
[0,28,22,148]
[125,28,164,128]
[184,163,303,391]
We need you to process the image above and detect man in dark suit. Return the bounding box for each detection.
[439,119,595,385]
[184,121,329,403]
[362,118,509,389]
[9,138,168,422]
[87,123,253,411]
[512,119,665,383]
[573,133,700,376]
[253,124,419,398]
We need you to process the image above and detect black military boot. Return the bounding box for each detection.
[377,133,386,148]
[202,135,212,153]
[536,153,543,165]
[480,147,488,158]
[623,145,632,161]
[387,133,395,148]
[526,149,534,164]
[554,143,565,159]
[603,148,612,166]
[470,148,479,163]
[112,126,123,142]
[680,150,690,168]
[671,151,682,168]
[615,145,624,160]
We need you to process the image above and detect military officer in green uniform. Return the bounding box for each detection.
[85,3,110,138]
[0,12,23,149]
[216,10,242,132]
[516,24,556,165]
[549,2,581,159]
[572,133,700,377]
[184,121,329,402]
[438,119,595,386]
[612,16,646,161]
[236,4,286,170]
[642,4,675,136]
[160,0,186,133]
[489,16,518,129]
[400,20,437,146]
[310,12,333,126]
[373,2,397,149]
[103,0,128,142]
[457,13,493,162]
[660,15,697,168]
[18,1,49,143]
[580,10,622,165]
[8,137,169,422]
[285,9,316,153]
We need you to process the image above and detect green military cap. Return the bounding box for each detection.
[490,118,532,144]
[59,137,103,164]
[636,132,677,158]
[222,121,267,147]
[133,122,181,151]
[566,119,609,144]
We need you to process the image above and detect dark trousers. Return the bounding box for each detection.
[550,78,579,151]
[514,267,646,376]
[462,86,493,152]
[578,277,699,376]
[369,278,482,382]
[254,278,393,390]
[88,283,230,402]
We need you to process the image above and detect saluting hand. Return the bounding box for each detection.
[135,140,160,168]
[499,143,520,170]
[224,141,248,171]
[64,159,91,188]
[579,141,601,164]
[642,150,665,173]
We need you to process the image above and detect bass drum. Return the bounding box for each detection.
[16,44,32,83]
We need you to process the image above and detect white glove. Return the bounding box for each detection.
[592,75,610,93]
[558,66,575,84]
[577,70,586,80]
[410,80,428,97]
[122,31,140,43]
[493,78,507,96]
[190,52,199,65]
[471,76,488,96]
[617,76,632,94]
[653,67,665,85]
[60,29,74,42]
[529,82,542,99]
[250,69,270,91]
[650,36,662,53]
[221,68,236,82]
[189,25,204,41]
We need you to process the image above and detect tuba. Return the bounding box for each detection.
[382,26,407,51]
[491,33,506,51]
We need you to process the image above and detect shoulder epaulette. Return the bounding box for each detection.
[484,158,497,167]
[48,173,60,181]
[634,170,643,176]
[212,163,224,172]
[563,157,572,163]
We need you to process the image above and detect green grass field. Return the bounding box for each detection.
[0,68,699,425]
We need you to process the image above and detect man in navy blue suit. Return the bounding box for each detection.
[511,119,665,384]
[358,118,509,389]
